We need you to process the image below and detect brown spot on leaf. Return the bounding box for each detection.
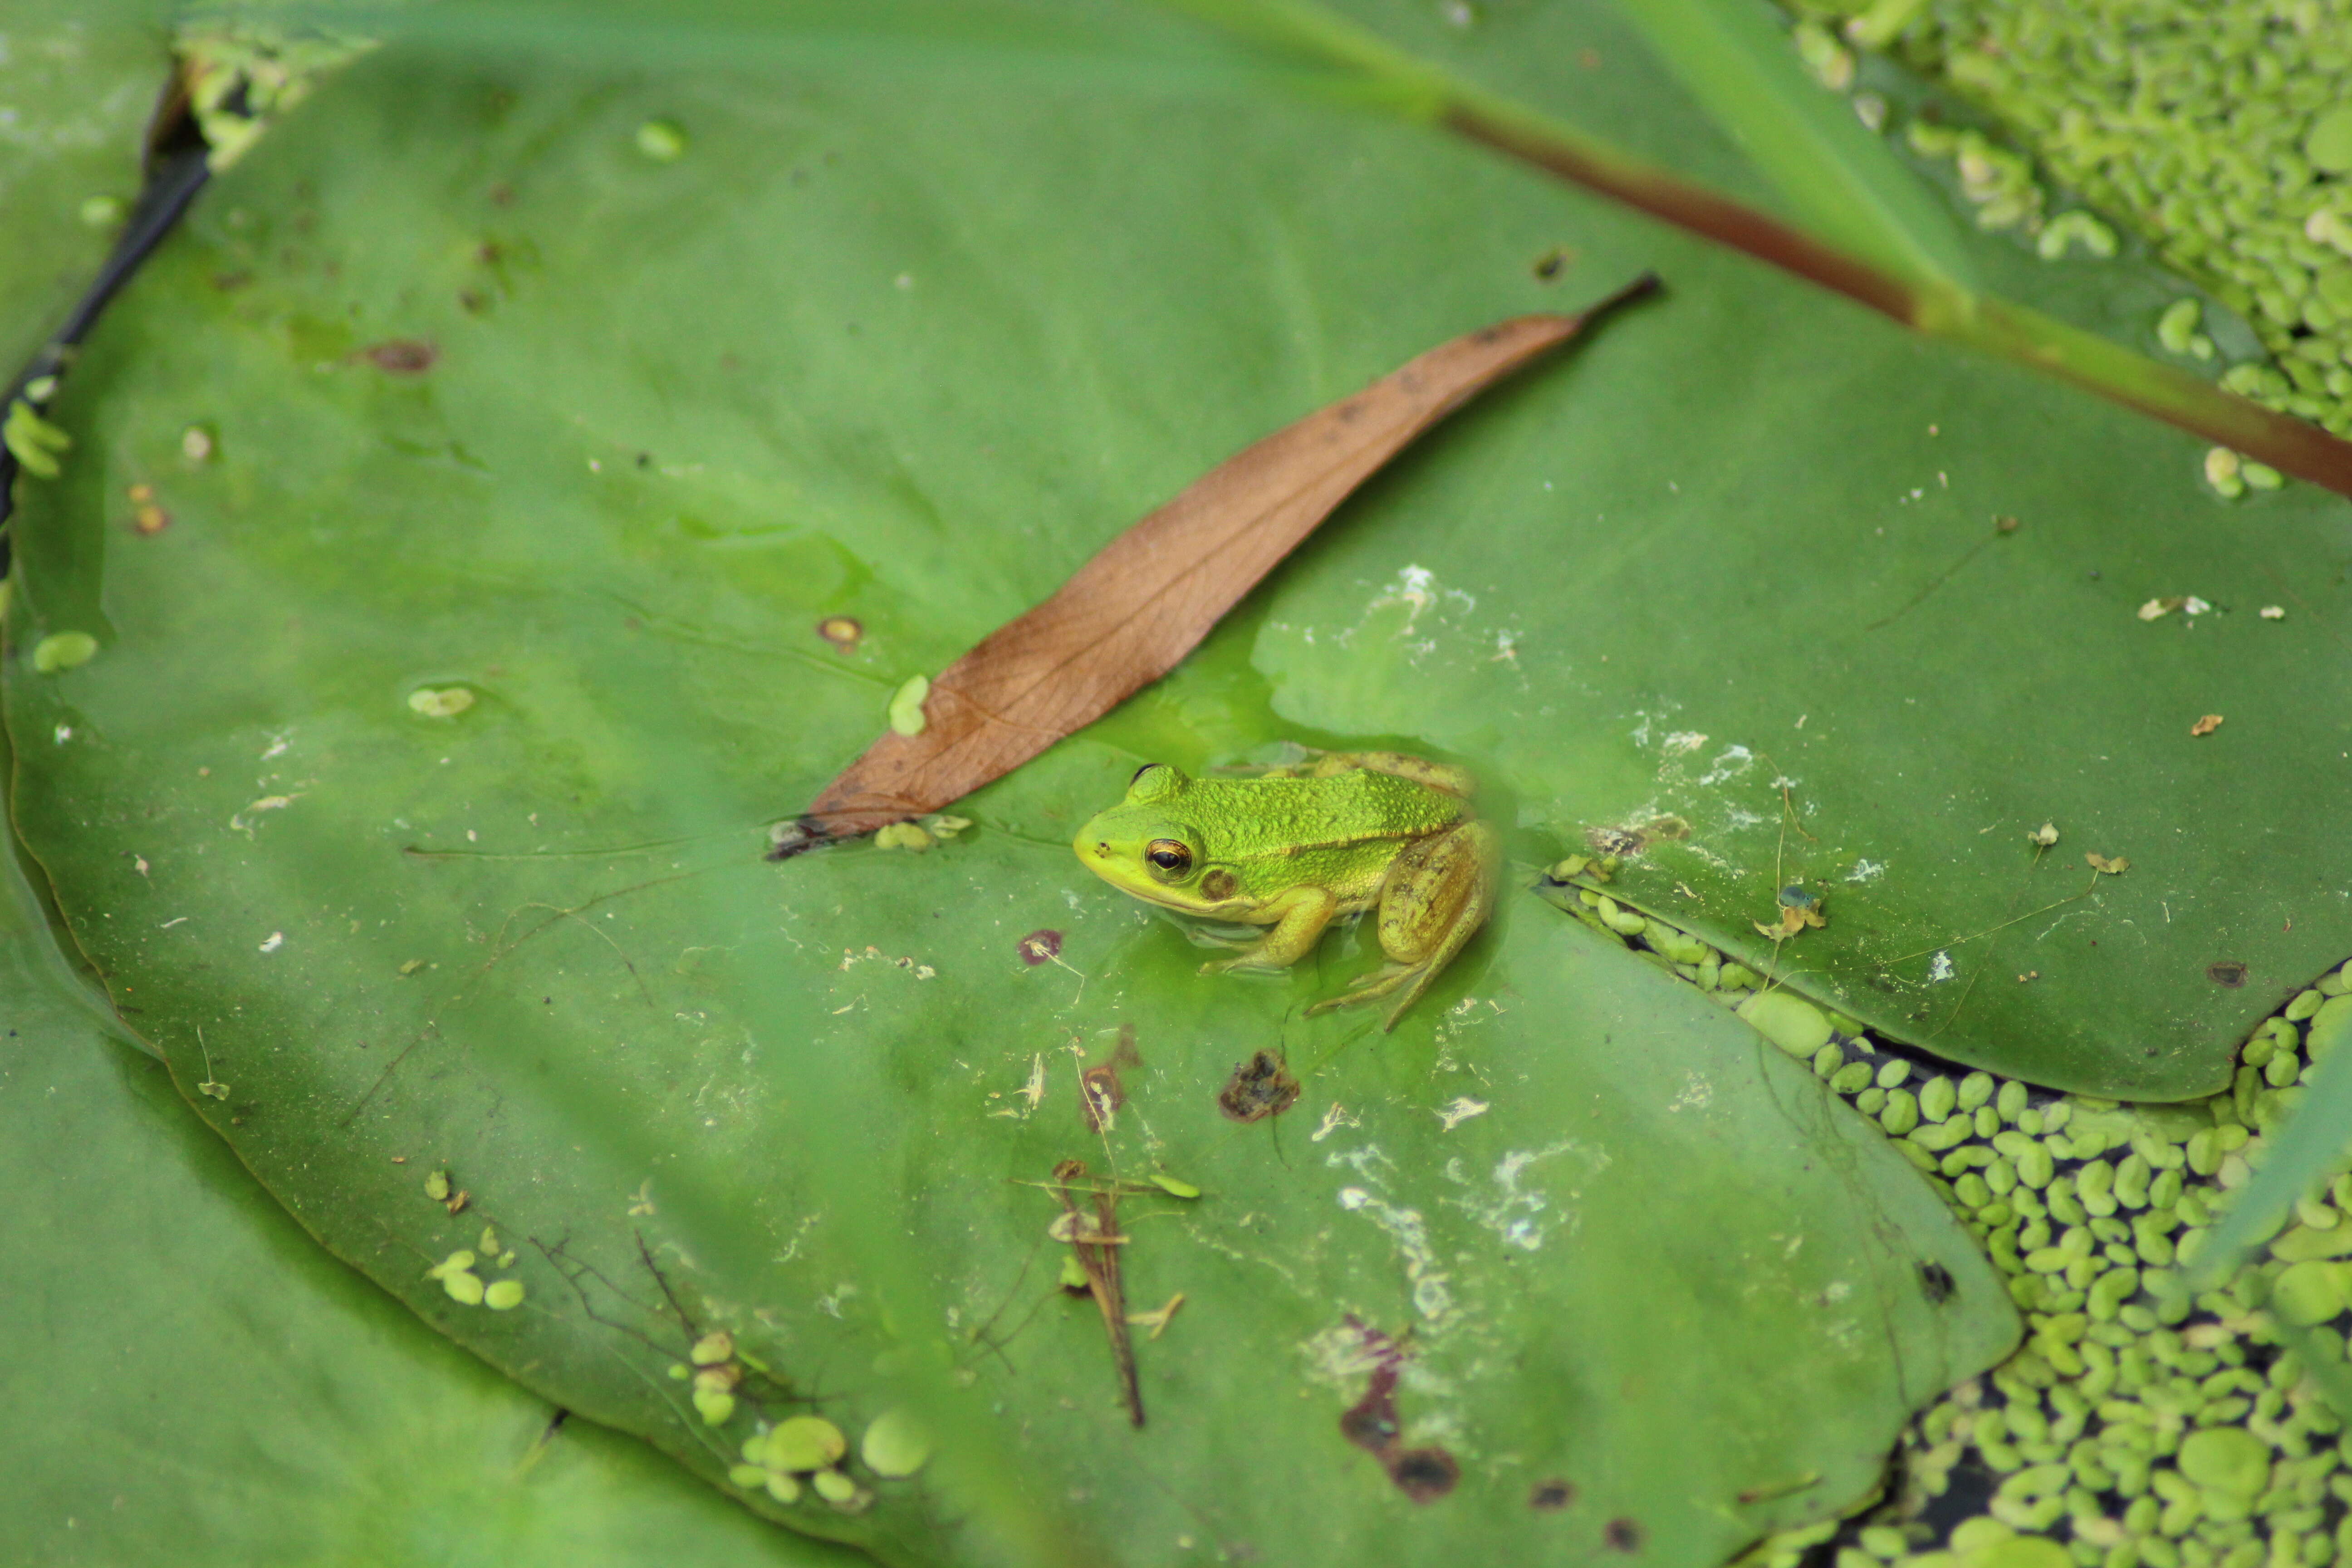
[1217,1050,1299,1122]
[1386,1447,1459,1503]
[2208,960,2249,988]
[1530,1478,1576,1511]
[1917,1260,1955,1304]
[1018,929,1062,965]
[1587,815,1688,858]
[1080,1063,1124,1133]
[363,339,438,375]
[2190,713,2224,737]
[1338,1365,1400,1455]
[1337,1349,1457,1502]
[817,616,862,651]
[1605,1518,1644,1552]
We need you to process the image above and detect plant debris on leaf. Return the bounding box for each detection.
[793,287,1656,845]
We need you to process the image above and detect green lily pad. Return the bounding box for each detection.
[44,0,2345,1558]
[1240,2,2352,1101]
[0,9,156,376]
[0,38,2018,1557]
[0,764,857,1567]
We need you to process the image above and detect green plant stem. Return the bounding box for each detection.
[1160,0,2352,498]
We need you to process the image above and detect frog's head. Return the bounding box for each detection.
[1073,764,1222,912]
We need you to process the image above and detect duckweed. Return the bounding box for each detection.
[765,1415,848,1472]
[635,118,688,162]
[1537,868,2352,1568]
[861,1407,933,1478]
[30,632,97,674]
[1738,990,1835,1055]
[886,674,930,737]
[1870,0,2352,458]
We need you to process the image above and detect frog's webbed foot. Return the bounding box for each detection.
[1184,925,1261,953]
[1198,885,1337,976]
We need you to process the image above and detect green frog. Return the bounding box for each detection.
[1073,751,1498,1030]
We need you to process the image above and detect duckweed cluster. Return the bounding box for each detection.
[1540,871,2352,1568]
[1811,0,2352,451]
[420,1223,524,1311]
[720,1406,933,1514]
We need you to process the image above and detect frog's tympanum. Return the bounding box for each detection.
[1073,751,1498,1030]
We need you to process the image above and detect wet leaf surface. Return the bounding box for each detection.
[0,852,860,1567]
[803,306,1624,842]
[1,32,2016,1562]
[14,0,2337,1557]
[0,13,157,378]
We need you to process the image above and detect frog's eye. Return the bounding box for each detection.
[1144,839,1194,876]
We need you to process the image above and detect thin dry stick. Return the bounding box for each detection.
[1051,1159,1144,1426]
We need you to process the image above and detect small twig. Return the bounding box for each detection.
[1052,1159,1143,1426]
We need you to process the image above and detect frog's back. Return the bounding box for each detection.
[1192,766,1465,869]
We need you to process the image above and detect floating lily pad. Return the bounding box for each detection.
[47,0,2342,1559]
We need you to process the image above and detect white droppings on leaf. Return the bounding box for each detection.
[1846,859,1887,883]
[1326,1142,1396,1181]
[258,931,284,953]
[1441,1140,1598,1251]
[1697,745,1755,786]
[1433,1096,1488,1130]
[1928,951,1956,983]
[1660,730,1708,757]
[1335,1186,1454,1324]
[1366,564,1437,633]
[1309,1102,1358,1143]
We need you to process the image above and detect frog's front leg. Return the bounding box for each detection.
[1199,884,1339,975]
[1308,820,1497,1029]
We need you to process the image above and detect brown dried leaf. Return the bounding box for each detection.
[789,282,1657,844]
[2190,714,2225,737]
[2085,852,2130,875]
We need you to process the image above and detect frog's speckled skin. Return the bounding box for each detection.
[1073,752,1497,1030]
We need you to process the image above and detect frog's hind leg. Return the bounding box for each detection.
[1307,820,1497,1029]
